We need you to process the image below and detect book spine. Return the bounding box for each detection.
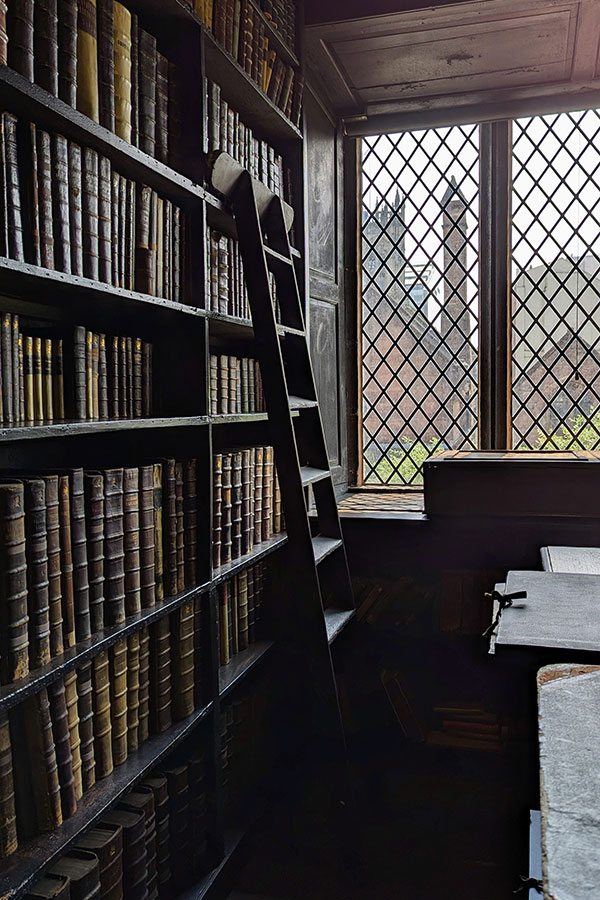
[113,2,132,142]
[162,459,177,597]
[126,631,141,753]
[0,484,28,684]
[33,336,43,422]
[43,476,64,658]
[171,600,195,720]
[92,650,113,778]
[57,0,78,106]
[97,0,115,132]
[241,448,252,555]
[111,170,119,287]
[73,325,86,421]
[212,454,222,569]
[193,595,203,708]
[58,475,75,649]
[84,473,105,634]
[51,133,71,274]
[35,0,59,95]
[7,0,34,80]
[110,638,128,766]
[104,468,126,625]
[82,147,99,281]
[76,661,96,790]
[142,342,152,416]
[138,626,150,743]
[1,314,11,424]
[139,465,155,609]
[150,617,171,733]
[125,179,135,290]
[238,568,248,650]
[98,334,108,419]
[0,2,7,67]
[221,454,232,564]
[63,669,83,801]
[3,114,24,262]
[123,466,141,616]
[36,129,55,269]
[262,447,273,540]
[0,714,16,857]
[167,60,182,172]
[48,678,77,819]
[156,53,169,165]
[97,155,112,283]
[68,143,83,276]
[183,460,197,588]
[76,0,100,122]
[22,121,41,268]
[231,451,242,559]
[138,29,157,158]
[108,335,119,418]
[175,462,185,593]
[153,463,164,603]
[133,337,142,417]
[135,185,154,295]
[69,469,91,642]
[130,11,139,146]
[91,331,99,418]
[42,338,53,422]
[21,688,62,832]
[219,582,229,664]
[24,479,51,668]
[18,333,24,426]
[53,338,65,420]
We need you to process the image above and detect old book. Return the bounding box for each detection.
[76,0,100,122]
[0,483,28,683]
[76,661,96,790]
[1,314,12,424]
[117,335,126,415]
[4,113,24,262]
[48,678,77,818]
[162,458,177,597]
[13,688,61,834]
[241,448,253,554]
[93,650,116,778]
[0,714,16,857]
[262,446,274,541]
[73,325,86,420]
[193,594,203,707]
[138,28,157,157]
[51,133,71,273]
[231,450,243,559]
[139,465,155,608]
[84,473,104,633]
[150,617,171,733]
[104,468,126,625]
[163,765,191,890]
[118,178,127,290]
[36,129,55,269]
[42,339,53,421]
[98,334,108,419]
[125,180,135,289]
[33,336,43,421]
[21,123,41,267]
[7,0,34,80]
[24,479,51,668]
[57,0,78,106]
[42,475,64,658]
[133,337,142,416]
[155,53,169,165]
[47,849,101,900]
[69,469,91,642]
[34,0,59,95]
[113,2,132,142]
[171,600,195,720]
[81,148,99,280]
[183,460,197,588]
[123,632,141,755]
[18,332,25,425]
[75,822,123,900]
[109,637,128,766]
[130,12,139,145]
[118,788,156,898]
[98,155,112,282]
[111,172,120,287]
[11,315,19,425]
[142,776,170,896]
[155,196,164,297]
[167,60,182,171]
[238,568,249,650]
[221,453,233,564]
[123,467,141,615]
[152,463,164,602]
[25,338,34,422]
[138,627,150,743]
[212,453,222,568]
[97,0,114,132]
[175,462,185,592]
[100,808,146,900]
[68,143,84,276]
[219,581,230,664]
[63,669,83,801]
[24,874,70,899]
[135,185,154,295]
[142,342,152,416]
[108,335,119,418]
[0,1,7,66]
[253,446,263,544]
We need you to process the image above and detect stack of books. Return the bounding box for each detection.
[212,447,283,568]
[0,112,188,301]
[5,0,183,167]
[209,354,265,415]
[218,562,265,664]
[427,701,509,752]
[206,227,279,320]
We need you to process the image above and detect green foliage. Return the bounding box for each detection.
[533,410,600,451]
[367,438,443,485]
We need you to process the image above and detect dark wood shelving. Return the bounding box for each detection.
[0,66,204,206]
[212,534,288,585]
[0,701,213,900]
[178,830,245,900]
[210,413,269,425]
[207,312,255,342]
[218,642,275,699]
[0,416,210,442]
[248,0,299,67]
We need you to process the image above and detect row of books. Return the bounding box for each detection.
[426,701,510,753]
[196,1,303,124]
[23,761,208,898]
[209,354,265,416]
[73,326,152,420]
[207,229,249,319]
[0,113,188,300]
[207,81,286,195]
[4,0,182,167]
[212,447,283,569]
[221,691,267,811]
[191,0,296,53]
[0,459,198,685]
[218,562,264,664]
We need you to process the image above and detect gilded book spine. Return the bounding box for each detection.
[76,0,100,122]
[139,465,155,608]
[64,669,83,801]
[113,3,132,142]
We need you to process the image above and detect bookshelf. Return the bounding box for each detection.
[0,0,353,898]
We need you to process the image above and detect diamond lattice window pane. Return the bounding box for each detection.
[361,126,480,485]
[511,109,600,451]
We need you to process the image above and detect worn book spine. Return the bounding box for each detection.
[193,595,203,707]
[219,582,229,664]
[171,600,195,720]
[139,465,155,609]
[209,356,218,415]
[33,337,43,421]
[108,335,119,418]
[111,171,120,287]
[7,0,34,80]
[43,339,53,422]
[1,314,12,424]
[77,0,100,122]
[85,330,93,418]
[221,454,232,564]
[48,678,77,818]
[153,463,164,603]
[104,468,126,625]
[138,626,150,743]
[238,568,249,650]
[36,129,55,269]
[183,460,197,588]
[125,179,135,290]
[162,459,177,597]
[0,1,7,67]
[126,631,141,753]
[0,714,16,857]
[118,788,156,896]
[53,338,65,420]
[164,766,191,889]
[57,0,78,106]
[4,113,24,262]
[82,147,99,281]
[98,334,108,419]
[135,185,154,295]
[68,143,83,276]
[76,661,96,790]
[118,177,127,290]
[22,122,41,268]
[130,11,139,146]
[97,155,112,283]
[123,466,141,616]
[23,337,33,423]
[125,335,133,417]
[155,197,164,298]
[212,453,222,569]
[155,53,169,165]
[69,469,91,642]
[113,2,132,142]
[0,483,29,684]
[175,462,185,593]
[241,448,252,554]
[110,638,128,766]
[21,688,62,832]
[92,650,113,778]
[24,479,51,668]
[262,447,273,540]
[51,133,71,273]
[18,333,25,426]
[43,476,64,658]
[231,450,243,559]
[92,331,99,418]
[133,337,142,417]
[117,335,126,415]
[63,669,83,801]
[101,808,146,899]
[143,776,170,895]
[74,822,123,899]
[73,326,86,421]
[34,0,59,95]
[138,28,157,157]
[253,446,263,544]
[142,342,152,416]
[150,617,171,733]
[97,0,115,132]
[84,473,104,634]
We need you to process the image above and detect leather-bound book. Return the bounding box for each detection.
[108,335,119,418]
[34,0,59,94]
[69,469,91,642]
[138,627,150,743]
[125,335,133,417]
[98,334,108,419]
[253,446,263,544]
[247,566,256,643]
[117,335,126,417]
[135,185,154,295]
[142,776,170,896]
[100,809,146,900]
[0,714,16,857]
[0,483,28,683]
[262,447,274,540]
[104,468,126,625]
[98,155,112,283]
[133,337,142,417]
[0,1,6,66]
[4,113,24,262]
[163,765,191,890]
[13,688,61,834]
[193,594,203,707]
[183,460,197,588]
[76,0,99,122]
[137,29,157,158]
[57,0,77,106]
[171,600,195,720]
[68,143,84,276]
[130,12,139,146]
[23,479,51,669]
[24,337,33,422]
[24,874,70,899]
[126,631,140,753]
[18,331,25,425]
[1,314,12,424]
[92,650,113,778]
[81,148,99,281]
[51,133,71,274]
[73,326,86,421]
[231,451,242,559]
[53,338,65,420]
[175,462,185,592]
[36,129,55,269]
[273,468,282,534]
[33,336,43,421]
[188,754,208,872]
[209,355,218,415]
[139,466,155,608]
[84,473,104,634]
[162,199,170,300]
[238,568,249,650]
[97,0,114,132]
[142,342,152,416]
[125,180,135,290]
[212,453,222,569]
[111,171,119,287]
[167,60,182,171]
[155,54,169,165]
[123,467,141,616]
[48,678,77,818]
[7,0,34,80]
[22,122,41,268]
[75,822,123,900]
[63,669,83,800]
[118,178,127,290]
[113,2,132,142]
[43,339,54,421]
[162,459,177,597]
[109,638,128,766]
[172,205,181,303]
[118,788,156,898]
[48,849,101,900]
[227,356,237,414]
[42,476,63,658]
[220,453,232,564]
[241,448,252,555]
[152,463,164,602]
[219,581,229,665]
[155,196,163,299]
[76,661,96,790]
[150,617,171,733]
[11,314,20,425]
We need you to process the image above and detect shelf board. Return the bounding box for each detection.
[0,66,204,205]
[212,533,288,585]
[218,642,275,699]
[179,830,245,900]
[207,313,255,341]
[0,416,210,442]
[312,536,342,565]
[210,413,269,425]
[324,608,355,644]
[300,466,330,487]
[248,0,299,67]
[0,701,213,900]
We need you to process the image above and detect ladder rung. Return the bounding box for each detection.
[324,608,355,644]
[312,536,342,564]
[276,324,305,338]
[289,395,318,410]
[301,466,330,487]
[264,245,294,267]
